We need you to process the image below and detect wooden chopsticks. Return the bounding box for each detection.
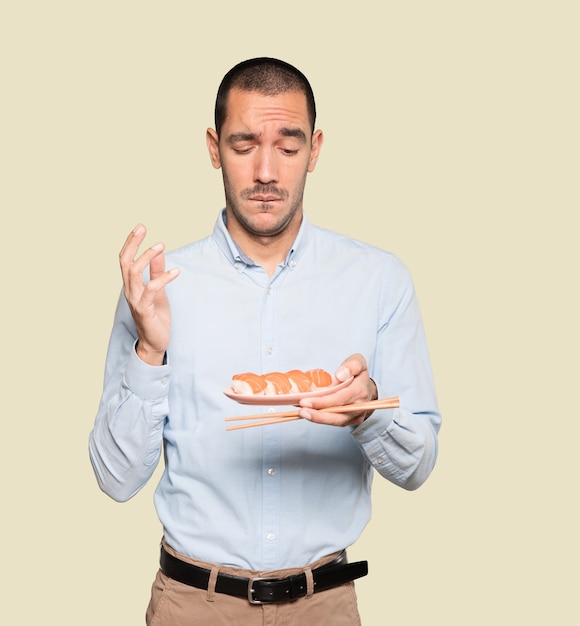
[225,397,399,431]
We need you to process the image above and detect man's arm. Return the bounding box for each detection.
[89,319,171,501]
[89,225,179,501]
[297,266,441,490]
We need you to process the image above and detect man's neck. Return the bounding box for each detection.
[234,230,296,277]
[225,212,302,277]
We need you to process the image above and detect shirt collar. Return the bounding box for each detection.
[212,208,313,270]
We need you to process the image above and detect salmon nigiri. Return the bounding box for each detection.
[306,368,333,388]
[262,371,293,395]
[231,368,333,396]
[231,372,268,395]
[285,369,315,393]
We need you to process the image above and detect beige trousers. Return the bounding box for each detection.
[146,542,362,626]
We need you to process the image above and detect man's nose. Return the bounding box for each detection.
[253,148,278,183]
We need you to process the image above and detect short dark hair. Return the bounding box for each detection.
[214,57,316,137]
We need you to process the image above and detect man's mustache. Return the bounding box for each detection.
[241,185,289,200]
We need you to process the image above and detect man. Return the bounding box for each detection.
[89,57,441,625]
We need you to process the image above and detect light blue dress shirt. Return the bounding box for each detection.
[89,210,441,570]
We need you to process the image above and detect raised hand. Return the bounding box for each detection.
[118,224,180,365]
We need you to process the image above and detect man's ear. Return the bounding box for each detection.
[206,128,221,169]
[308,129,324,173]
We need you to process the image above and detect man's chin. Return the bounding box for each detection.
[247,214,297,238]
[228,201,302,238]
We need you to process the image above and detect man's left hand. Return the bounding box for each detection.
[298,354,378,426]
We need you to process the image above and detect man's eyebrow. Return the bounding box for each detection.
[226,132,259,143]
[226,128,307,143]
[279,127,307,141]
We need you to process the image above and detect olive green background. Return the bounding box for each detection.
[2,1,578,624]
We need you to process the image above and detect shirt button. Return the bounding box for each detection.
[266,533,276,541]
[267,468,276,476]
[161,377,168,385]
[267,347,273,355]
[377,456,385,465]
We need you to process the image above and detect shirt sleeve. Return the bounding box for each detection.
[351,401,439,490]
[88,293,170,502]
[351,259,441,490]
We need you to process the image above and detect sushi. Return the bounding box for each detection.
[231,372,268,395]
[231,369,333,395]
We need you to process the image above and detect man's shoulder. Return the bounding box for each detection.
[311,223,403,266]
[165,233,216,262]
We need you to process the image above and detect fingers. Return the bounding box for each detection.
[334,353,367,382]
[298,403,368,427]
[116,224,180,364]
[298,354,374,427]
[138,265,180,306]
[149,245,166,280]
[119,223,147,261]
[119,225,180,294]
[120,225,163,278]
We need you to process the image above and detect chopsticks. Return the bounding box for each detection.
[225,397,399,431]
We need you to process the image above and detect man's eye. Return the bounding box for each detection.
[281,148,299,156]
[233,147,252,154]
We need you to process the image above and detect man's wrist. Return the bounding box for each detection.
[135,340,167,366]
[368,378,378,401]
[361,378,378,421]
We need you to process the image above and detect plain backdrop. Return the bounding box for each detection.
[1,2,578,624]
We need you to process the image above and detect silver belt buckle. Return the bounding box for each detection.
[248,577,270,604]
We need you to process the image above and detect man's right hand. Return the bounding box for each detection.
[119,224,180,366]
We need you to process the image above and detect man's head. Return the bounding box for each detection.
[214,57,316,138]
[206,58,323,254]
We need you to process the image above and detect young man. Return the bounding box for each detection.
[90,58,441,625]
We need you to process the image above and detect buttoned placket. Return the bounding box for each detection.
[237,254,297,570]
[260,271,282,570]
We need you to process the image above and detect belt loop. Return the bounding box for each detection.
[206,565,220,602]
[304,566,315,599]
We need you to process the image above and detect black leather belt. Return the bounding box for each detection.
[160,546,368,604]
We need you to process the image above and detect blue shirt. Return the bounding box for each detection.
[89,210,441,570]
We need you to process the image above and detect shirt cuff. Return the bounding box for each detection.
[351,406,396,442]
[123,341,172,401]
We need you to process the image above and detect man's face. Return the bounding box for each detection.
[207,88,323,239]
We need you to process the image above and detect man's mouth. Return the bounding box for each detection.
[250,195,281,202]
[242,185,288,203]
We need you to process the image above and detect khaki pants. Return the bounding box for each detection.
[146,543,362,626]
